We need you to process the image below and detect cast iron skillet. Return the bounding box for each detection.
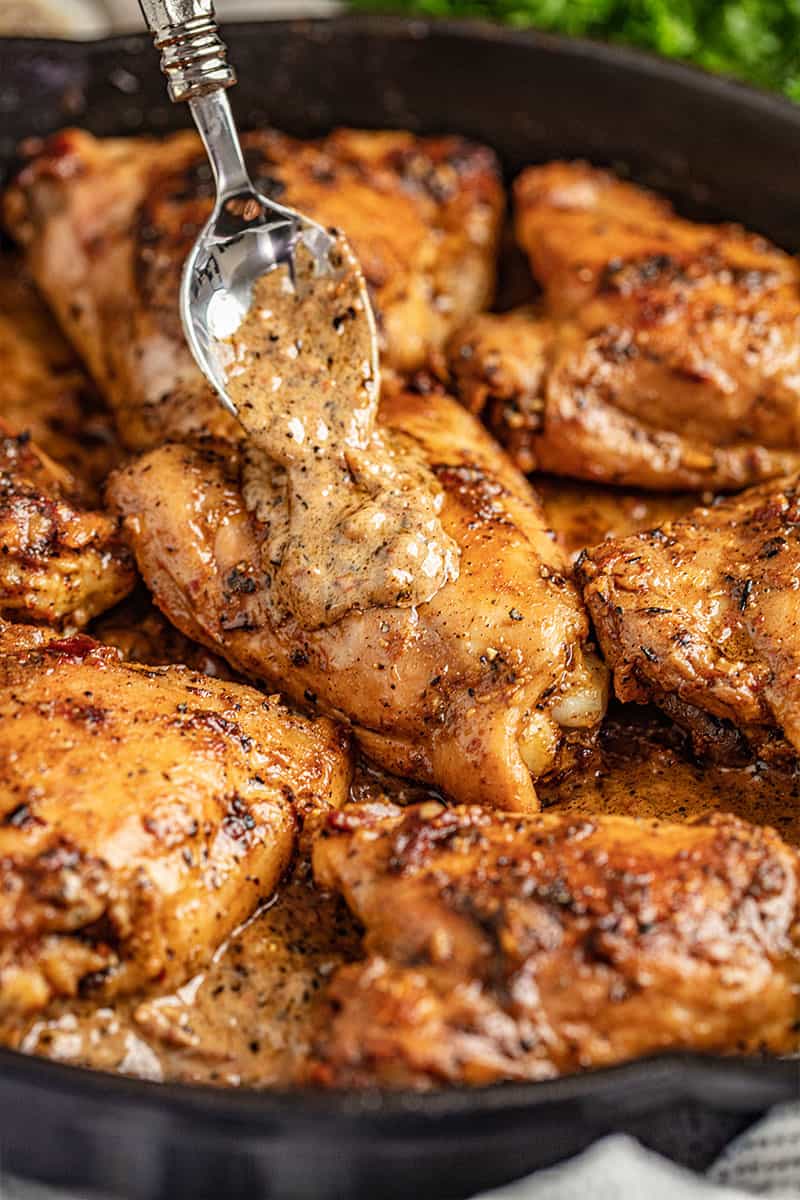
[0,17,799,1200]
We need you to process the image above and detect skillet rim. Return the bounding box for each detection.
[0,13,799,1121]
[8,9,800,129]
[0,1042,797,1120]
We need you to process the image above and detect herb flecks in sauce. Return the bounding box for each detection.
[227,236,458,629]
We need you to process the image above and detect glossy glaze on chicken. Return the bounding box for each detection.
[1,128,800,1089]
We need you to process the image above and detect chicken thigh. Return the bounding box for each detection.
[308,802,800,1087]
[0,624,350,1015]
[0,255,119,494]
[0,423,134,628]
[5,127,502,450]
[578,475,800,762]
[108,384,607,812]
[450,162,800,491]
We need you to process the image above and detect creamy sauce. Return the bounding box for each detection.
[7,860,362,1088]
[227,238,458,628]
[542,705,800,845]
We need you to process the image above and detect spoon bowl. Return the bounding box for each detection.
[139,0,379,420]
[179,170,359,418]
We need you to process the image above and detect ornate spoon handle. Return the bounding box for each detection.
[138,0,253,201]
[138,0,236,102]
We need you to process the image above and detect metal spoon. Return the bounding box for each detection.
[138,0,379,419]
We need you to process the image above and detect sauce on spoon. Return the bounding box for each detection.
[226,235,458,628]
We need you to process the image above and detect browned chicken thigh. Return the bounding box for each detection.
[308,802,800,1087]
[5,127,502,450]
[0,423,134,628]
[0,256,119,494]
[0,255,133,628]
[108,385,607,812]
[578,476,800,761]
[450,162,800,491]
[0,624,350,1015]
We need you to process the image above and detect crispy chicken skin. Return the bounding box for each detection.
[577,476,800,761]
[4,127,502,450]
[308,802,800,1087]
[0,423,135,628]
[0,625,350,1015]
[108,385,607,812]
[0,256,119,494]
[451,162,800,491]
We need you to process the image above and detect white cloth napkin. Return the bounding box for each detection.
[476,1105,800,1200]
